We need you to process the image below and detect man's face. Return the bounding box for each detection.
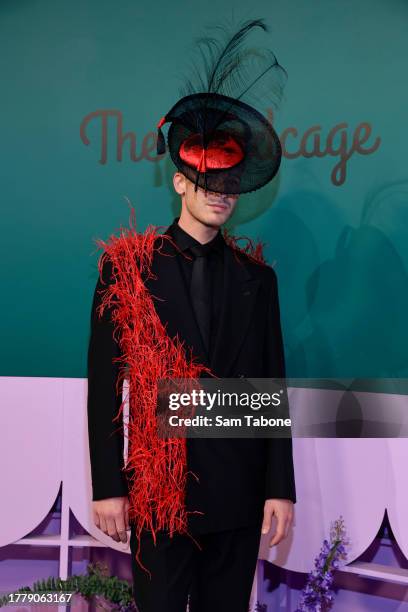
[174,173,239,228]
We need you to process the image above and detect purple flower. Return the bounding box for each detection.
[295,516,350,611]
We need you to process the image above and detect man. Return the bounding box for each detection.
[87,17,296,612]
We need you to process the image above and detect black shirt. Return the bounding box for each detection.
[167,217,224,359]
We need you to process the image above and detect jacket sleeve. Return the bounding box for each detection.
[86,257,129,501]
[263,268,297,503]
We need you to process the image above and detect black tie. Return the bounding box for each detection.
[189,243,212,355]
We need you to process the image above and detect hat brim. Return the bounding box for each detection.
[166,92,282,194]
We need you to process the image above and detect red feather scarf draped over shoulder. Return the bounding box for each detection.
[93,208,267,574]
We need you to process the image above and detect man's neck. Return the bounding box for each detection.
[177,214,219,245]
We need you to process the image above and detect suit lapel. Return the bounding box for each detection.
[142,228,261,377]
[210,244,261,376]
[143,230,210,369]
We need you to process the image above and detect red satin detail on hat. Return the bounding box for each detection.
[179,131,244,171]
[157,116,167,129]
[197,148,207,173]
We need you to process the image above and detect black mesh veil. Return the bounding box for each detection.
[166,93,282,194]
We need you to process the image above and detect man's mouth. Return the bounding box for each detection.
[207,201,228,209]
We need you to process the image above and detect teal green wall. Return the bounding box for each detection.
[1,0,407,377]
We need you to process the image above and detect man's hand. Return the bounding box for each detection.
[92,496,130,544]
[261,498,294,547]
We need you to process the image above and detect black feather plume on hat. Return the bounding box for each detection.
[179,17,287,116]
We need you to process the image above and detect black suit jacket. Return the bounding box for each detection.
[87,222,296,534]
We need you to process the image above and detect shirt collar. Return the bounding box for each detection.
[168,217,224,254]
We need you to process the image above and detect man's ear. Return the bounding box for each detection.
[173,172,186,196]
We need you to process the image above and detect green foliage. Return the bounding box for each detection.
[0,562,136,610]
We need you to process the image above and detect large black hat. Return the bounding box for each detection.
[156,18,287,195]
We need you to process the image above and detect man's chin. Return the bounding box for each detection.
[203,210,230,227]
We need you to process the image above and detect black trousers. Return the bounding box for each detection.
[129,521,263,612]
